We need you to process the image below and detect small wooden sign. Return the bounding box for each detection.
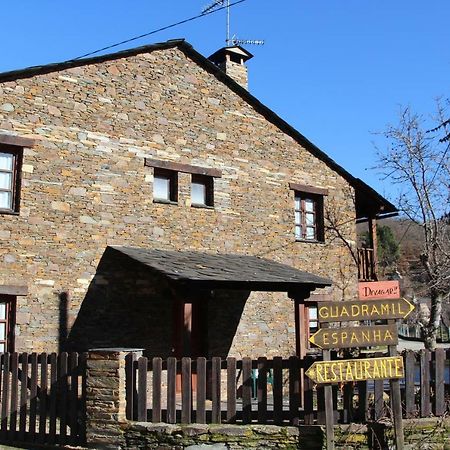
[318,298,414,323]
[305,356,404,384]
[358,280,400,300]
[309,324,398,349]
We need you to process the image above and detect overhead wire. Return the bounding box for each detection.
[70,0,247,61]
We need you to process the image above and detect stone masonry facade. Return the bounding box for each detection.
[0,43,358,355]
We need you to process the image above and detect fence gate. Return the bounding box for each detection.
[0,352,86,447]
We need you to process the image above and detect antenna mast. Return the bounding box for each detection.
[201,0,264,48]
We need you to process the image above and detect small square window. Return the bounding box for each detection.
[294,192,324,242]
[0,146,22,214]
[191,174,214,207]
[153,168,177,203]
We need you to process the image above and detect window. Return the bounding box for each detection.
[153,168,177,203]
[191,174,214,207]
[0,147,22,213]
[294,191,325,242]
[0,296,16,353]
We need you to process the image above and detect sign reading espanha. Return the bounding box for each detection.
[318,298,415,323]
[358,280,400,300]
[305,356,404,384]
[309,324,398,349]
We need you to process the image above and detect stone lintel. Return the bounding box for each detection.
[145,158,222,178]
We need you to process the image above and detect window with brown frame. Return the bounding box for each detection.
[153,168,178,203]
[0,295,16,353]
[294,192,325,242]
[191,174,214,207]
[0,145,23,214]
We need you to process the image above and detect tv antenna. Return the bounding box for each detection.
[201,0,264,47]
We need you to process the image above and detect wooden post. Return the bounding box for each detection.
[292,291,312,411]
[322,321,335,450]
[388,319,404,450]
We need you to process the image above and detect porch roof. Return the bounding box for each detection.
[109,246,332,292]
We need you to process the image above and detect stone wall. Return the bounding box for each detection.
[0,43,358,355]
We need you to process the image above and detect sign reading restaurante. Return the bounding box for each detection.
[305,356,405,384]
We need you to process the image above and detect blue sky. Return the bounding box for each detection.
[1,1,448,199]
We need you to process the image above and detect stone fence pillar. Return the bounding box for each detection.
[86,348,143,449]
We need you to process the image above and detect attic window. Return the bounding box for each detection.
[191,174,214,207]
[153,168,178,203]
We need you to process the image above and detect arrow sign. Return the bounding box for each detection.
[318,298,415,323]
[309,324,398,349]
[305,356,404,384]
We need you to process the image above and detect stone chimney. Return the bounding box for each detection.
[208,46,253,90]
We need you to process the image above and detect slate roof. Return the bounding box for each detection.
[109,246,332,292]
[0,39,397,219]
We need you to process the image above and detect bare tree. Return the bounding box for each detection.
[376,105,450,349]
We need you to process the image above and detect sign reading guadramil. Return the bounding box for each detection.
[358,280,400,300]
[305,356,404,384]
[318,298,415,323]
[309,324,398,349]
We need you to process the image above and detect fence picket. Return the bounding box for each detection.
[38,353,48,444]
[48,353,58,445]
[434,349,445,416]
[196,357,206,424]
[181,357,191,424]
[8,352,19,441]
[152,357,162,423]
[0,353,10,438]
[420,350,431,417]
[69,352,79,444]
[137,357,148,422]
[273,357,283,425]
[242,357,252,424]
[211,357,221,424]
[257,357,267,424]
[29,353,38,439]
[289,356,300,426]
[125,353,137,421]
[226,357,236,424]
[404,351,416,418]
[167,357,177,424]
[59,352,68,444]
[18,352,28,442]
[304,357,314,425]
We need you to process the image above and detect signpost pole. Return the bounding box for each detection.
[388,319,404,450]
[323,348,335,450]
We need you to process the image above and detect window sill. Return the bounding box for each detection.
[191,203,214,210]
[295,238,325,245]
[0,209,19,216]
[153,199,178,206]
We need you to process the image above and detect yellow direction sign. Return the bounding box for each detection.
[318,298,415,323]
[305,356,404,384]
[309,324,398,349]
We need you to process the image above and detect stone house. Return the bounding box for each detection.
[0,39,396,358]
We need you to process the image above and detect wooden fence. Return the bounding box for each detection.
[0,352,86,447]
[126,349,450,425]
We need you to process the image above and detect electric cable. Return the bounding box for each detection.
[71,0,247,61]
